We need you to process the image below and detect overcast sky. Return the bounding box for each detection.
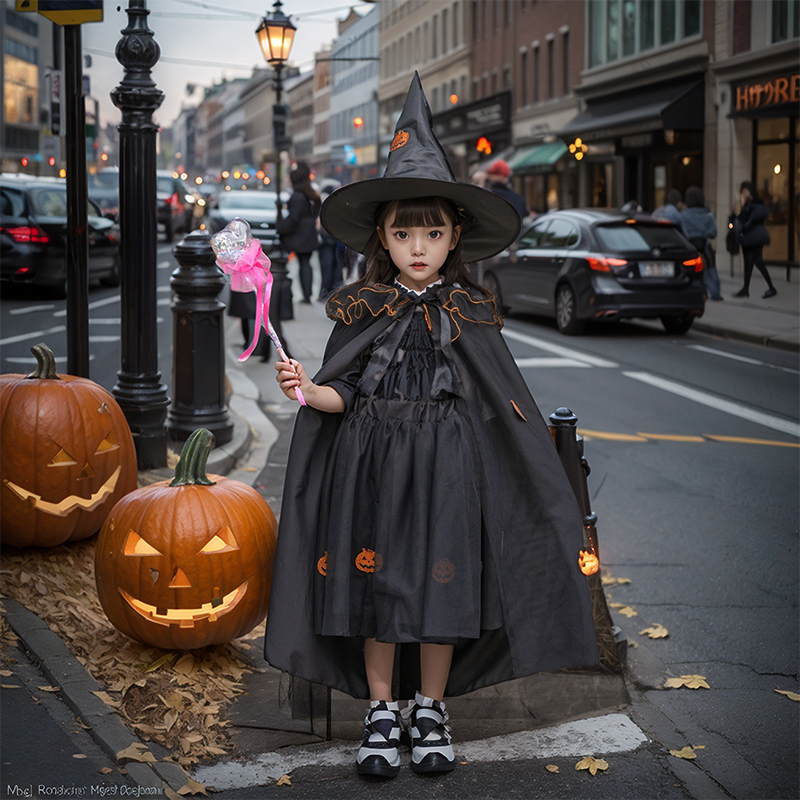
[81,1,373,128]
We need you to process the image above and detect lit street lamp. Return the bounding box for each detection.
[256,1,297,343]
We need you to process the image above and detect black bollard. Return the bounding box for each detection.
[111,0,169,469]
[167,231,233,445]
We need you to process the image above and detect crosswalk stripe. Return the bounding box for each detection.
[503,328,618,367]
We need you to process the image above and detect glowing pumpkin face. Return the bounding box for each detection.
[95,429,277,650]
[0,344,137,547]
[578,549,600,576]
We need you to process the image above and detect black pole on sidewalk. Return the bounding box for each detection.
[167,231,233,445]
[63,24,89,378]
[110,0,169,470]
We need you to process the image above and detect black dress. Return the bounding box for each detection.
[314,284,503,644]
[264,282,598,700]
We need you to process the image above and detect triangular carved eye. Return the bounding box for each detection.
[124,530,163,556]
[95,430,119,453]
[200,526,238,553]
[48,448,77,467]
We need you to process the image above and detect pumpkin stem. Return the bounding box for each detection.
[26,343,61,380]
[170,428,217,486]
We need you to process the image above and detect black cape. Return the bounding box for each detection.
[264,284,598,699]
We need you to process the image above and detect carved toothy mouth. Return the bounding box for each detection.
[3,466,121,517]
[119,581,248,628]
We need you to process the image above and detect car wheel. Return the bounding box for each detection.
[661,314,694,335]
[100,257,121,288]
[555,284,585,335]
[482,272,506,314]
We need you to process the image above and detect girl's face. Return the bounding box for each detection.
[377,206,461,292]
[741,186,752,204]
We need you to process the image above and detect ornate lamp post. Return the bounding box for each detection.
[256,1,297,343]
[111,0,170,469]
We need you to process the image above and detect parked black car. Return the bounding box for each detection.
[1,177,120,297]
[478,209,706,335]
[156,170,189,243]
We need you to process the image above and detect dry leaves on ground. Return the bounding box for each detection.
[575,756,609,775]
[275,775,292,786]
[601,574,631,586]
[545,764,560,773]
[639,623,669,639]
[608,602,638,618]
[1,538,258,767]
[664,674,710,690]
[774,689,800,701]
[669,745,705,760]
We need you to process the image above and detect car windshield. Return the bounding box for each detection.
[218,193,276,211]
[157,177,178,195]
[90,171,118,189]
[30,187,102,218]
[594,223,690,254]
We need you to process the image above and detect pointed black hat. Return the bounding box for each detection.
[320,72,520,263]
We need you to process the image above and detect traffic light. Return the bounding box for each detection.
[476,136,492,155]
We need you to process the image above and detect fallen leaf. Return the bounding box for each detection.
[177,777,208,796]
[117,742,157,764]
[628,639,639,649]
[1,684,20,689]
[100,768,113,775]
[639,623,669,639]
[774,689,800,701]
[0,670,12,677]
[664,674,710,690]
[601,575,631,585]
[38,685,60,692]
[669,747,698,760]
[575,756,609,775]
[92,690,122,708]
[617,606,638,618]
[545,764,560,773]
[143,653,175,673]
[276,775,292,786]
[72,754,87,759]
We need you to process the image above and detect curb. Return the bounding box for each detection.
[2,597,191,793]
[692,320,799,353]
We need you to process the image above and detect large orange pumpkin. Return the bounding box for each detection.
[0,343,137,547]
[95,428,277,650]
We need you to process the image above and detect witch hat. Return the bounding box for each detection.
[320,72,520,263]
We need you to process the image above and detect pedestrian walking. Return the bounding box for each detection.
[276,161,321,304]
[485,159,528,220]
[264,73,597,780]
[733,181,777,298]
[317,183,343,301]
[652,188,683,223]
[680,186,722,301]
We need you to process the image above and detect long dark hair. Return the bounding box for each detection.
[290,161,320,204]
[740,181,759,202]
[360,196,490,297]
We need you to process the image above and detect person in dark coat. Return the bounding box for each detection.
[652,188,682,224]
[485,160,528,220]
[733,181,776,298]
[317,183,343,300]
[265,72,597,780]
[680,186,721,301]
[276,161,321,304]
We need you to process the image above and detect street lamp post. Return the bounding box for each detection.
[256,1,297,347]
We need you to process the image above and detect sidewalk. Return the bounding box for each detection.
[1,265,797,797]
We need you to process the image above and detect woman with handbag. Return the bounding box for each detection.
[680,186,721,301]
[733,181,777,299]
[277,162,321,304]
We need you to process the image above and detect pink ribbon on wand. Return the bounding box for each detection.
[216,239,306,405]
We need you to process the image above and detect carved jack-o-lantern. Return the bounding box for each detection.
[432,557,455,584]
[0,344,137,547]
[95,429,277,650]
[578,549,599,576]
[355,548,375,573]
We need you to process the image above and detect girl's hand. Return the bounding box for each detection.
[274,358,346,413]
[275,358,308,401]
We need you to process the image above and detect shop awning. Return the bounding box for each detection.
[559,80,704,141]
[507,140,568,172]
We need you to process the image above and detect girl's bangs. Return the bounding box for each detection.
[387,197,454,229]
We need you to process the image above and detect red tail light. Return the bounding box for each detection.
[1,225,50,244]
[683,256,703,272]
[587,255,628,272]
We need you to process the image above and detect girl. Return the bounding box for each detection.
[733,181,776,299]
[264,74,598,779]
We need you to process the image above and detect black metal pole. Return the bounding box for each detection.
[111,0,169,470]
[64,24,89,378]
[167,231,233,444]
[271,63,294,347]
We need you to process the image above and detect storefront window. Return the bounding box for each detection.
[622,0,637,55]
[607,0,620,60]
[4,53,38,125]
[660,0,676,44]
[684,0,701,36]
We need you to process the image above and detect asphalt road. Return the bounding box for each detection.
[1,256,798,799]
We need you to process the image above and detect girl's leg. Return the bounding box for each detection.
[419,643,454,702]
[240,317,250,345]
[298,253,313,302]
[752,246,776,293]
[364,638,395,701]
[742,247,755,291]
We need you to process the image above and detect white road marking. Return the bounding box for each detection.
[9,305,55,315]
[88,335,120,343]
[515,357,591,368]
[89,318,121,325]
[688,344,800,375]
[5,354,95,364]
[0,325,66,346]
[503,327,618,367]
[157,260,171,270]
[156,297,171,306]
[53,295,120,317]
[193,713,646,791]
[624,371,800,437]
[157,285,171,293]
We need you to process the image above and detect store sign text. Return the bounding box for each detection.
[733,73,799,115]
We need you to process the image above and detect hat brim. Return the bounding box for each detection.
[320,177,521,263]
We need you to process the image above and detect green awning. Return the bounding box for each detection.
[507,141,567,172]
